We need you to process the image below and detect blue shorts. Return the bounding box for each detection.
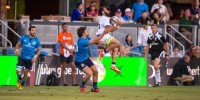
[17,57,33,70]
[75,58,94,71]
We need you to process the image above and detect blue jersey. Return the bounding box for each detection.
[132,2,148,21]
[75,37,90,62]
[19,35,41,60]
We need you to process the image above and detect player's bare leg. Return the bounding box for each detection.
[61,62,67,86]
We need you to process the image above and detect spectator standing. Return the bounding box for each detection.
[58,23,78,86]
[137,22,152,53]
[132,0,149,22]
[179,9,193,41]
[190,0,200,18]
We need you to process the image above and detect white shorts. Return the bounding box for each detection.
[99,34,113,47]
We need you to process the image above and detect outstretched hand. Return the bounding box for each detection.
[115,19,122,27]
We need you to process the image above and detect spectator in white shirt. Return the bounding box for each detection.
[170,46,183,58]
[137,22,152,53]
[151,0,168,22]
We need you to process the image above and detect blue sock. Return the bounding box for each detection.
[80,81,85,87]
[21,80,25,86]
[93,82,97,89]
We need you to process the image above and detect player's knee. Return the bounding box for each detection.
[87,72,93,78]
[93,69,98,75]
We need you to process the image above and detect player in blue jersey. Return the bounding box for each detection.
[75,26,111,92]
[15,26,41,90]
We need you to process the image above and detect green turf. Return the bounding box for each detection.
[0,86,200,100]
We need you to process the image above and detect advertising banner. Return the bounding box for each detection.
[35,56,83,86]
[97,57,147,86]
[0,56,18,86]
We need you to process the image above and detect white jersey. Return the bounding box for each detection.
[137,26,152,46]
[96,15,111,36]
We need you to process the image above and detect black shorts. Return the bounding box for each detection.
[17,57,33,70]
[150,51,163,60]
[60,54,74,63]
[75,58,94,71]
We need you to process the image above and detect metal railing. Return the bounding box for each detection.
[168,25,192,44]
[165,31,185,56]
[0,20,21,38]
[0,33,12,48]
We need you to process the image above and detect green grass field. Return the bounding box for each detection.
[0,86,200,100]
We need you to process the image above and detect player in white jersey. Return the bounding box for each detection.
[96,6,121,73]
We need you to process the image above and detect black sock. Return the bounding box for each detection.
[104,48,107,53]
[112,62,116,65]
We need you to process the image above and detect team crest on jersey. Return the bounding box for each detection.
[32,41,36,45]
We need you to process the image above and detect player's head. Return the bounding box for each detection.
[151,24,157,34]
[28,26,36,37]
[62,23,68,32]
[99,6,110,17]
[77,26,87,38]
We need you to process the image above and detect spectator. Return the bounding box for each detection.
[71,3,84,22]
[165,1,173,20]
[137,11,151,24]
[151,7,165,25]
[186,44,196,57]
[151,0,168,23]
[175,9,184,20]
[179,9,193,41]
[172,55,194,86]
[190,0,200,18]
[123,34,138,52]
[86,4,98,17]
[112,9,127,24]
[132,0,149,22]
[86,4,98,22]
[118,45,130,57]
[137,22,152,54]
[85,1,97,16]
[193,10,200,25]
[170,46,183,58]
[122,8,135,23]
[193,46,200,58]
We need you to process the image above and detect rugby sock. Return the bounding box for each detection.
[155,70,159,84]
[157,69,161,83]
[103,48,107,53]
[93,82,97,89]
[80,81,85,87]
[112,62,116,66]
[21,80,25,86]
[17,74,22,81]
